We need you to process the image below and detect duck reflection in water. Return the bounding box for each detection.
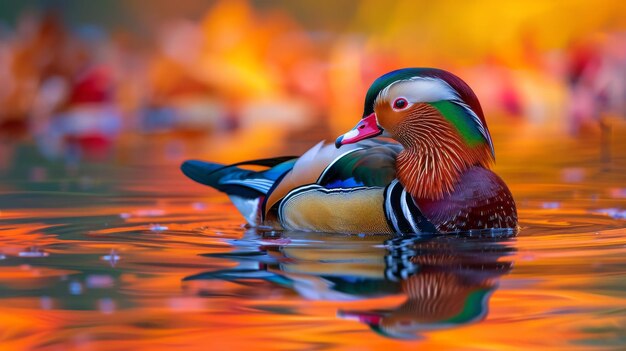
[183,230,515,339]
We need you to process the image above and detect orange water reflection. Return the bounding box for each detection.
[1,122,626,350]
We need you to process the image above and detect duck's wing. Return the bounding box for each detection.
[318,139,402,188]
[264,139,402,216]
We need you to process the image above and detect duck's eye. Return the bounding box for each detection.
[393,98,408,110]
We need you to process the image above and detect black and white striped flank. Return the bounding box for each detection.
[383,179,438,235]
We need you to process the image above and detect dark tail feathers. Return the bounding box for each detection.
[181,156,297,198]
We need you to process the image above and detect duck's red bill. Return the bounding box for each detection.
[335,113,383,148]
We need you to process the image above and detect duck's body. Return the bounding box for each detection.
[182,68,518,234]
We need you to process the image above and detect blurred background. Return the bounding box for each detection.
[1,2,626,349]
[1,0,625,168]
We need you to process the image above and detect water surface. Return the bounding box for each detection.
[1,125,625,350]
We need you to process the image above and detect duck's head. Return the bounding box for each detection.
[335,68,496,199]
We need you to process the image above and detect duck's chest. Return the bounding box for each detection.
[415,167,518,233]
[379,169,518,234]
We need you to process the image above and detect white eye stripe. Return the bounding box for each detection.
[383,77,459,104]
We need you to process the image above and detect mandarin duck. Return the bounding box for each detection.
[181,68,518,235]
